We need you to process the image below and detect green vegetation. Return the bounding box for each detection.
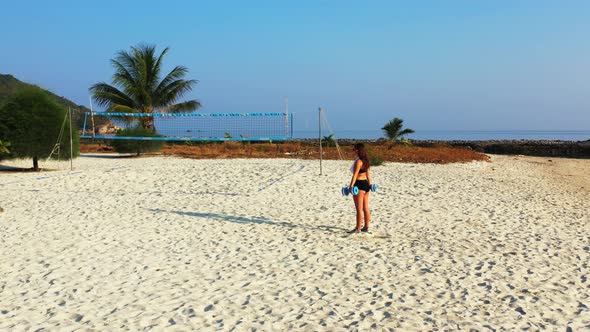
[0,86,80,170]
[366,146,384,166]
[0,74,26,101]
[322,134,336,147]
[381,118,415,147]
[90,44,201,131]
[0,140,10,154]
[111,126,165,156]
[369,155,384,166]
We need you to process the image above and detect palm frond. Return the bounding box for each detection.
[154,66,191,98]
[89,83,134,109]
[113,51,140,85]
[152,46,170,88]
[162,100,202,113]
[156,79,198,107]
[399,129,415,136]
[133,45,153,92]
[110,104,138,113]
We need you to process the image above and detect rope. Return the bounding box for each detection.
[320,110,345,160]
[46,109,69,163]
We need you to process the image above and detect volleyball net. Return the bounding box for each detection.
[81,112,293,141]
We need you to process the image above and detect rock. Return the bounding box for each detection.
[95,122,123,135]
[411,140,590,158]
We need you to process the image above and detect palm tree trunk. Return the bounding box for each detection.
[33,156,39,171]
[141,116,156,131]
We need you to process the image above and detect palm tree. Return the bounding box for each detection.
[381,118,414,145]
[89,44,200,130]
[323,134,336,147]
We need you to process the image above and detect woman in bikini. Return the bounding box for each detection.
[348,143,372,233]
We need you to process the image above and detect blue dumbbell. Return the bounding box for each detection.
[341,184,378,196]
[342,186,359,196]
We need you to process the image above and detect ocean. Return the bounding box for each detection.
[294,130,590,141]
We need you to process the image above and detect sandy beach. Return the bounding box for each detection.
[0,154,589,330]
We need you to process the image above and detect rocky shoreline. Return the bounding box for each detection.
[415,140,590,158]
[294,138,590,159]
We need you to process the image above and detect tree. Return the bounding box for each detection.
[89,44,201,130]
[0,86,80,171]
[381,118,415,146]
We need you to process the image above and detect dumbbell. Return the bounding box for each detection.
[342,186,359,196]
[341,184,378,196]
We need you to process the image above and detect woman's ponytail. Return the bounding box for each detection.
[354,143,370,170]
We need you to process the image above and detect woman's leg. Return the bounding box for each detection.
[353,191,366,230]
[363,192,371,229]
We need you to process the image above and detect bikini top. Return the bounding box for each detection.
[350,158,367,174]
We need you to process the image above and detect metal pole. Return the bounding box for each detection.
[69,107,73,171]
[89,96,96,139]
[319,107,322,175]
[285,97,289,138]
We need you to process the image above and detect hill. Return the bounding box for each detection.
[0,73,95,129]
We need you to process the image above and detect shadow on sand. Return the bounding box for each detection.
[80,153,138,159]
[148,208,347,233]
[0,165,57,173]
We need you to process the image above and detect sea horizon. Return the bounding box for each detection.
[294,130,590,141]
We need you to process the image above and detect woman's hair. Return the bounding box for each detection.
[354,143,370,170]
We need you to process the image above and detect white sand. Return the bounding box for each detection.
[0,154,589,330]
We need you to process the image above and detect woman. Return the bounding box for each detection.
[348,143,372,233]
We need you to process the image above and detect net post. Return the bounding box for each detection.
[285,97,289,138]
[69,107,73,171]
[290,113,293,138]
[319,107,323,175]
[89,96,96,139]
[82,112,88,138]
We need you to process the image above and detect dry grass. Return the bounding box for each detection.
[81,142,489,164]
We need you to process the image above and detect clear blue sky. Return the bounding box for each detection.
[1,1,589,132]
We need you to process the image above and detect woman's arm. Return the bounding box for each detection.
[367,167,372,187]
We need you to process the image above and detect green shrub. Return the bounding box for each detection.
[0,140,10,155]
[400,139,412,146]
[111,127,165,155]
[369,155,384,166]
